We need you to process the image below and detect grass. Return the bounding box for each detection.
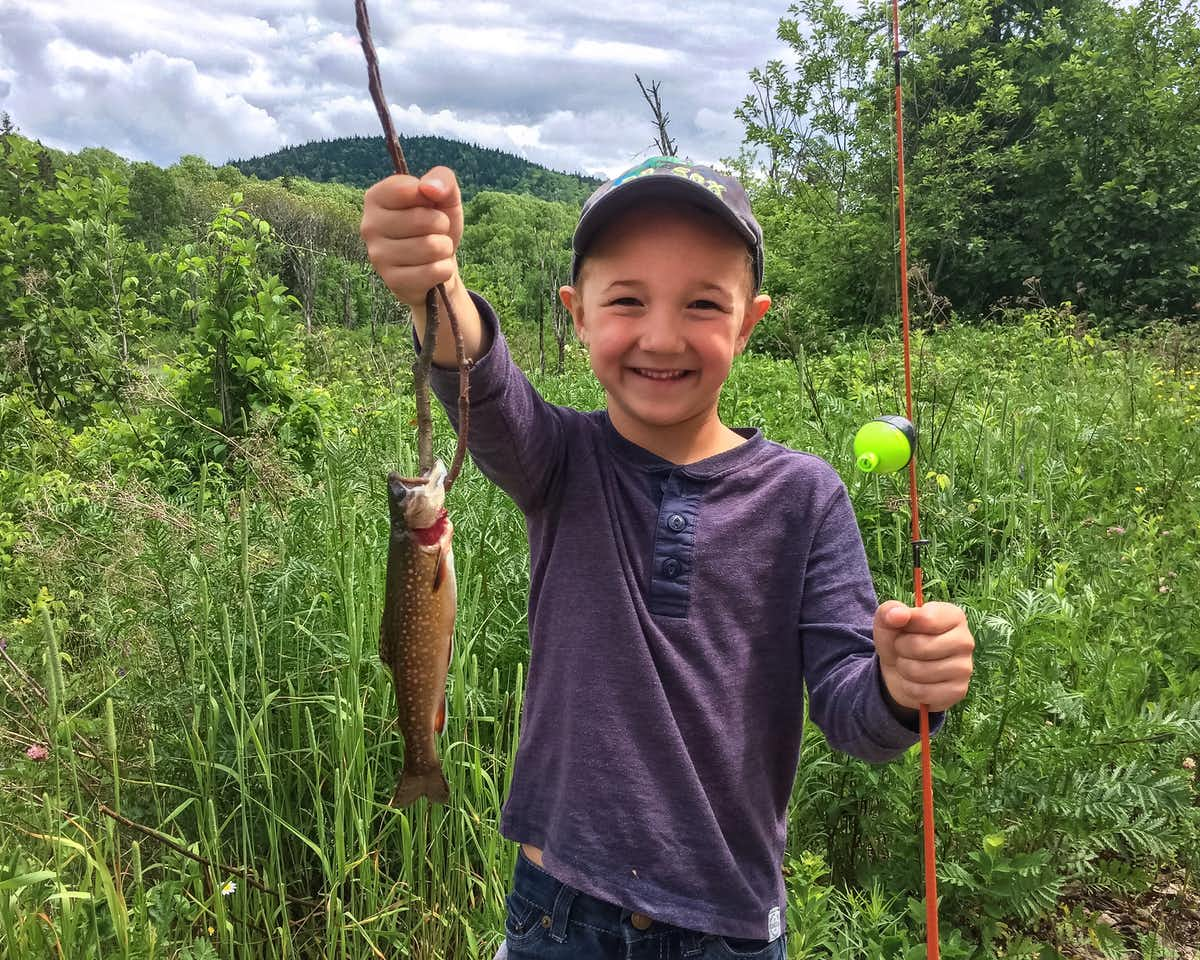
[1,308,1198,958]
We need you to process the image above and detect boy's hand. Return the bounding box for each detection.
[360,166,485,364]
[360,166,465,310]
[873,600,974,712]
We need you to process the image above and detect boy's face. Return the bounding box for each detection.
[559,202,771,455]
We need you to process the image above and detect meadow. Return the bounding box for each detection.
[2,298,1198,959]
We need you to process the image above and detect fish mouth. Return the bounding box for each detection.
[387,471,415,499]
[388,461,447,499]
[387,461,448,529]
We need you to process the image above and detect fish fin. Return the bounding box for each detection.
[391,768,450,807]
[432,545,447,592]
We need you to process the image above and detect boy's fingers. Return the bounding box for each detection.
[376,258,459,294]
[366,205,452,241]
[893,628,975,662]
[891,654,971,685]
[369,234,456,267]
[886,678,970,713]
[901,601,962,634]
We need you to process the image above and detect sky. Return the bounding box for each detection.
[0,0,799,180]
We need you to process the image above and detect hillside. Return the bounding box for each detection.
[230,134,602,205]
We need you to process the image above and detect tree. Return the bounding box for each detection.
[737,0,1200,326]
[0,138,154,425]
[458,191,576,332]
[128,161,185,246]
[169,193,307,438]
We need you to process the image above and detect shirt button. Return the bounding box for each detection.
[662,558,681,578]
[667,513,686,532]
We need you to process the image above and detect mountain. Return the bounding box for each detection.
[230,134,602,206]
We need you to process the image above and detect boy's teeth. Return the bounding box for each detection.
[637,368,685,379]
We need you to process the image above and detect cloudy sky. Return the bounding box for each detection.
[0,0,799,179]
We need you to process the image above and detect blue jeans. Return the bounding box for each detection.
[504,847,787,959]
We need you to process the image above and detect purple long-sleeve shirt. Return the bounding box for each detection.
[426,292,939,940]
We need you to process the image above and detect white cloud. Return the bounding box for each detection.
[568,39,681,67]
[0,0,796,176]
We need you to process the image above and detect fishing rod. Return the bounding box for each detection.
[851,0,940,955]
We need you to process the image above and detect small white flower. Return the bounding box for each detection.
[221,879,237,896]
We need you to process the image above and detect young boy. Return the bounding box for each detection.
[360,157,975,959]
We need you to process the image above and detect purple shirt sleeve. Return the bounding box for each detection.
[800,482,945,761]
[421,290,569,513]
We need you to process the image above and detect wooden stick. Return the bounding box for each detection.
[355,0,470,490]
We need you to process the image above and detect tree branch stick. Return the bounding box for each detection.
[355,0,469,489]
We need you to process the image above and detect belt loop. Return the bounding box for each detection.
[548,881,577,943]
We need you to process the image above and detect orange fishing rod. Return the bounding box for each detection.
[852,0,939,955]
[891,0,940,952]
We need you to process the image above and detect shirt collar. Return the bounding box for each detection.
[600,412,767,481]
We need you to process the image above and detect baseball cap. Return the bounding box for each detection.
[571,156,765,294]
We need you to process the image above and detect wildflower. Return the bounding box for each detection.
[220,879,237,896]
[1183,757,1195,771]
[26,744,49,760]
[1106,526,1125,536]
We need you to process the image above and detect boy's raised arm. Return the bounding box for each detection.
[360,166,489,366]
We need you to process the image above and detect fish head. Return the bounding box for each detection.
[387,460,447,531]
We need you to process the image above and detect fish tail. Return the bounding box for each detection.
[391,767,450,807]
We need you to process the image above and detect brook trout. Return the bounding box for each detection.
[381,460,456,806]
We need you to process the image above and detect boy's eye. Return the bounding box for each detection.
[603,297,726,311]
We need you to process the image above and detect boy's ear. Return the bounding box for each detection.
[559,285,588,346]
[735,294,772,354]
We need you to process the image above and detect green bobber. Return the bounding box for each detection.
[854,415,916,474]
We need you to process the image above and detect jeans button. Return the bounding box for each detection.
[631,912,653,930]
[661,558,680,578]
[667,513,686,532]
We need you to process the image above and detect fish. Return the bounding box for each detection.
[380,459,457,806]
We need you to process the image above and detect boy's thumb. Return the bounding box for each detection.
[418,166,460,207]
[872,600,910,659]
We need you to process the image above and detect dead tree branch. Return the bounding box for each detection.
[636,74,678,157]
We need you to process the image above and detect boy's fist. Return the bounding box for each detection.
[360,166,464,309]
[873,600,974,713]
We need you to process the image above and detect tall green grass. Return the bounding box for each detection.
[1,311,1197,958]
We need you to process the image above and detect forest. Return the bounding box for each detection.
[0,0,1197,957]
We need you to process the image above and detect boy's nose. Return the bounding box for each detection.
[636,309,686,354]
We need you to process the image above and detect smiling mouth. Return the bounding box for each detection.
[631,368,692,381]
